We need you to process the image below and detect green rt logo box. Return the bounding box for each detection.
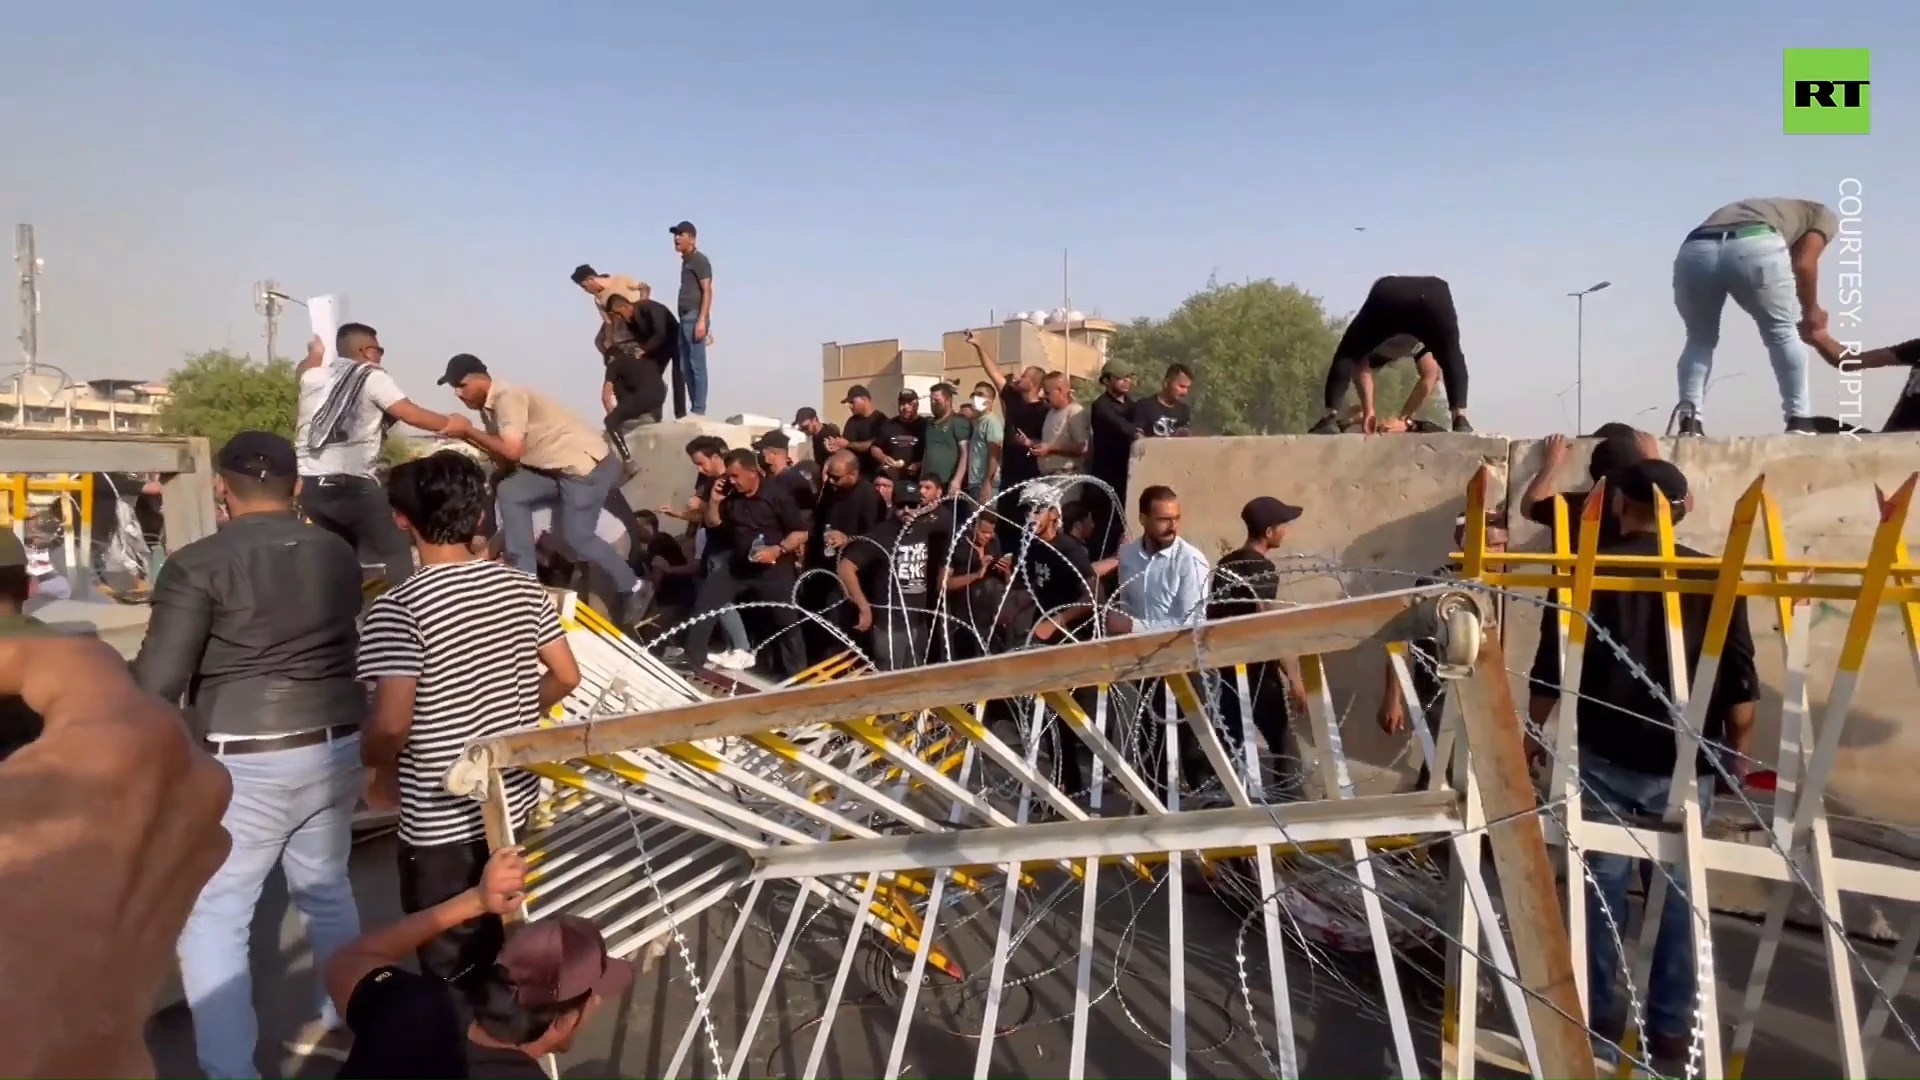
[1784,48,1870,134]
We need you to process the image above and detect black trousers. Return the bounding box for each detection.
[1214,661,1300,799]
[1085,476,1127,560]
[1323,275,1468,412]
[685,562,807,677]
[300,473,414,591]
[397,838,500,986]
[871,610,935,672]
[605,353,667,431]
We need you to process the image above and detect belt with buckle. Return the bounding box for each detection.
[203,723,358,756]
[1687,223,1776,242]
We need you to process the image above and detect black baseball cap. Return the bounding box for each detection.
[217,431,297,479]
[792,406,820,425]
[437,353,489,386]
[669,221,697,237]
[1242,495,1303,532]
[570,264,598,284]
[897,388,919,402]
[841,385,871,403]
[1612,459,1689,507]
[753,430,790,452]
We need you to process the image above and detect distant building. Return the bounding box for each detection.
[0,374,170,433]
[818,317,1116,427]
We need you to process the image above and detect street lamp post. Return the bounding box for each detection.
[1567,280,1611,434]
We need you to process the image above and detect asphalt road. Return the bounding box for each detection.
[144,833,1920,1079]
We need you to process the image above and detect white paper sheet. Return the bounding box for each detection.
[307,294,344,364]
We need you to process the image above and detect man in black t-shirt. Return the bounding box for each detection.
[683,450,810,677]
[873,389,930,483]
[1808,335,1920,431]
[1206,496,1310,797]
[1309,275,1473,434]
[1085,361,1138,561]
[754,430,816,516]
[793,406,842,465]
[802,450,887,661]
[836,386,885,476]
[1129,363,1194,440]
[839,477,952,671]
[964,329,1051,551]
[1006,486,1100,795]
[331,846,634,1080]
[943,511,1006,660]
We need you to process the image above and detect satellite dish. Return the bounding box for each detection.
[1028,312,1047,326]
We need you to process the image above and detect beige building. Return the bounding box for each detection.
[0,374,170,433]
[818,317,1116,427]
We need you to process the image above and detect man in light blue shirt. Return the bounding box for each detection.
[1107,484,1210,634]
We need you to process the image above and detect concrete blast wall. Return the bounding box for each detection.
[1132,433,1920,826]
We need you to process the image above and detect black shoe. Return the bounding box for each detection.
[1408,418,1446,434]
[1307,415,1341,435]
[1451,415,1474,434]
[1671,404,1705,437]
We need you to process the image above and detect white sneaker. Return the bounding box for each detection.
[719,649,757,670]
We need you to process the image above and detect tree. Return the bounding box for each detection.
[1108,278,1450,435]
[158,351,297,454]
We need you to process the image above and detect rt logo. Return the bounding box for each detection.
[1784,48,1870,134]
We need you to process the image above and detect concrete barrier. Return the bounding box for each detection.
[614,417,779,523]
[1131,432,1920,812]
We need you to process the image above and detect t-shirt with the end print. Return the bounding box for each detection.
[842,513,951,622]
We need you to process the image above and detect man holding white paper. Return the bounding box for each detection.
[294,322,467,590]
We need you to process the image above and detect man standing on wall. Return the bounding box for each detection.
[670,221,714,416]
[1669,197,1839,435]
[295,328,467,590]
[836,386,885,477]
[1307,276,1473,435]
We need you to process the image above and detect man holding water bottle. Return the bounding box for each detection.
[681,449,809,677]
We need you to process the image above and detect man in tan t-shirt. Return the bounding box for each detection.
[570,264,644,309]
[1032,371,1090,479]
[438,353,648,626]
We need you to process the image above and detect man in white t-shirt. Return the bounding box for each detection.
[293,325,467,590]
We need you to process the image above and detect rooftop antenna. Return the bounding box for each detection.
[16,224,41,374]
[254,280,284,363]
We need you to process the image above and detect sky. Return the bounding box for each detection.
[1,2,1915,438]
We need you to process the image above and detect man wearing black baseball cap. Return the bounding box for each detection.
[792,405,842,467]
[130,430,370,1076]
[1569,456,1757,1067]
[331,845,634,1078]
[669,222,714,415]
[1202,494,1311,795]
[837,384,883,477]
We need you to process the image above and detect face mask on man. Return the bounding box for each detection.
[970,395,989,412]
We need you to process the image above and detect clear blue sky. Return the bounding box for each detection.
[2,2,1914,436]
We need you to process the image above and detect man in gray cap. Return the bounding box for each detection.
[132,430,370,1075]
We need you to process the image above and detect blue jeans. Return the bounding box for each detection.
[703,549,752,653]
[1672,231,1812,421]
[678,312,710,416]
[1581,753,1712,1042]
[496,454,638,594]
[176,734,363,1078]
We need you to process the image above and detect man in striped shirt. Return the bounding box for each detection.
[357,451,581,986]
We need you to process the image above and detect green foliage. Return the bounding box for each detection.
[158,351,297,454]
[1108,278,1450,435]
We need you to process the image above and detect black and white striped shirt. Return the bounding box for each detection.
[356,559,564,846]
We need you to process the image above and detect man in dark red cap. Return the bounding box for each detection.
[330,846,635,1078]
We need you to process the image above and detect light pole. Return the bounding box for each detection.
[1567,280,1611,434]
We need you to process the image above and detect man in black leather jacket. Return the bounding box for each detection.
[131,431,369,1078]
